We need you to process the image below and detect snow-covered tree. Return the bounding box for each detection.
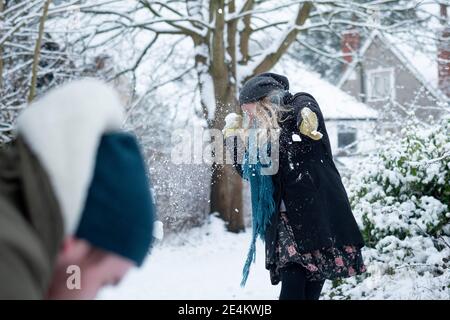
[291,1,449,82]
[0,0,90,143]
[324,115,450,299]
[73,0,447,232]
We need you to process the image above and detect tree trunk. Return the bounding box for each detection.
[210,162,244,232]
[206,0,245,233]
[209,86,244,233]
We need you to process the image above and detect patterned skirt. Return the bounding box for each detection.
[268,212,366,285]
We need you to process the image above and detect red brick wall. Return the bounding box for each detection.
[438,28,450,98]
[341,30,360,64]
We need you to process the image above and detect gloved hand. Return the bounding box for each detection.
[299,107,323,141]
[222,113,243,139]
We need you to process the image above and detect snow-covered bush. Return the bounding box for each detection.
[324,116,450,299]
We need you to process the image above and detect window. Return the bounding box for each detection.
[366,68,395,101]
[338,125,357,153]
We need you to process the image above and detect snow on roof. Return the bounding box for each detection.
[385,33,438,88]
[383,32,449,103]
[338,30,449,103]
[274,58,378,120]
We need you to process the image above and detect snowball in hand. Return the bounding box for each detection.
[223,113,243,138]
[224,113,242,130]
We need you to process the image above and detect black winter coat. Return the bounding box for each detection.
[234,92,364,268]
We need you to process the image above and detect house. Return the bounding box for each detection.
[337,6,449,129]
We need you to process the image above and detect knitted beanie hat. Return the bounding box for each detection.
[75,132,155,266]
[239,72,290,105]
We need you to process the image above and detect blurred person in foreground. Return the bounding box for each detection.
[0,79,163,299]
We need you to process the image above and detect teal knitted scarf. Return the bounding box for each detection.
[240,137,276,287]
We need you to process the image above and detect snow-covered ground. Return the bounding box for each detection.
[98,215,281,300]
[98,212,449,300]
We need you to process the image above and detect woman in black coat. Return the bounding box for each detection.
[224,73,366,300]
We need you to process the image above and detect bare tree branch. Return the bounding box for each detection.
[139,0,208,40]
[28,0,52,103]
[238,0,254,65]
[0,0,4,90]
[109,34,159,81]
[250,1,313,77]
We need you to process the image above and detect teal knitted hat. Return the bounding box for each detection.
[75,132,155,266]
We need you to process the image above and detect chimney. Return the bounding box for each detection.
[341,29,360,65]
[438,4,450,98]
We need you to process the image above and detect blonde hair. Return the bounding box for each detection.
[242,91,291,147]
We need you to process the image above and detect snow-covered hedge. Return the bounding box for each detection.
[323,116,450,299]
